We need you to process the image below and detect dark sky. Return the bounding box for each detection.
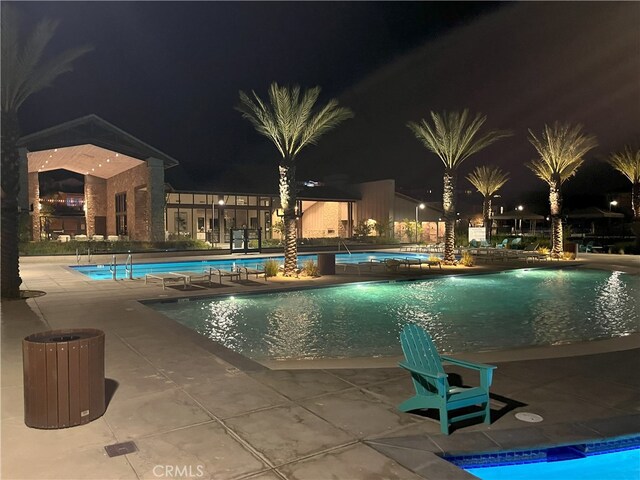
[12,1,639,209]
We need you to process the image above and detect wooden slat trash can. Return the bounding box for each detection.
[23,329,105,429]
[317,253,336,275]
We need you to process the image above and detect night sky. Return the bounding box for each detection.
[12,2,640,209]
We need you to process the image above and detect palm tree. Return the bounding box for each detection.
[607,146,640,219]
[237,83,352,275]
[466,166,509,242]
[407,110,510,264]
[1,6,92,298]
[527,123,597,258]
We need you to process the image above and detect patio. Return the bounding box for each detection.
[1,252,638,479]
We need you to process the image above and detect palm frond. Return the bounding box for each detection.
[1,5,92,112]
[527,122,597,185]
[466,165,509,197]
[407,110,510,169]
[237,82,352,160]
[607,145,640,183]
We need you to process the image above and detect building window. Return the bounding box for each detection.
[115,192,127,235]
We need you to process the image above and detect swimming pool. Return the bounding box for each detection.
[149,268,639,361]
[451,436,640,480]
[72,251,432,280]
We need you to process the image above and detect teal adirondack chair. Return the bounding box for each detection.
[495,238,509,249]
[398,324,497,435]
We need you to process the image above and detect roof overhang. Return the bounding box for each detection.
[27,144,144,179]
[18,114,179,170]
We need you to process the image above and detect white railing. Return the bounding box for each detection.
[125,253,133,280]
[338,239,351,255]
[109,254,117,280]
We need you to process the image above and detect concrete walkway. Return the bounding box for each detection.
[1,252,639,479]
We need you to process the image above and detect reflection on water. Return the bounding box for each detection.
[153,269,640,360]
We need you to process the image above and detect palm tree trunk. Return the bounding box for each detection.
[1,110,23,298]
[631,181,640,250]
[442,169,457,264]
[549,180,563,258]
[279,161,298,276]
[0,111,22,298]
[483,196,492,242]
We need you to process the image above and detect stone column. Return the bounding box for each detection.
[28,172,40,240]
[84,175,107,237]
[146,157,166,242]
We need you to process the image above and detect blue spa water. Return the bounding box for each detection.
[466,447,640,480]
[150,268,639,360]
[72,252,428,280]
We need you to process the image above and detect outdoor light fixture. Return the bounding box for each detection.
[517,205,524,211]
[415,203,425,243]
[609,200,618,211]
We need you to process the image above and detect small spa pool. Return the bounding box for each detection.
[148,268,639,361]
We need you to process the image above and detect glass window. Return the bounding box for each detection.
[194,194,207,204]
[223,195,236,206]
[259,197,270,207]
[115,192,127,235]
[235,209,248,228]
[179,193,193,205]
[247,209,258,229]
[236,195,248,206]
[167,193,180,204]
[248,196,257,206]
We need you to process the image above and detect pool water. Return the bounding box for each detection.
[72,252,432,280]
[149,268,639,361]
[466,447,640,480]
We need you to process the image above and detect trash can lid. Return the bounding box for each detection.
[24,328,104,343]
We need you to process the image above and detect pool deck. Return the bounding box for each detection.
[1,251,639,479]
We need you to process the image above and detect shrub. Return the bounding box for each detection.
[301,259,320,277]
[460,250,475,267]
[263,259,280,277]
[353,220,373,239]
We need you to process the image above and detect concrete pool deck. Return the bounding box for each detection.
[1,251,639,479]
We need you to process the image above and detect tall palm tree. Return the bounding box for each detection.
[1,5,92,298]
[466,165,509,242]
[607,146,640,219]
[407,110,509,264]
[237,83,352,276]
[527,123,597,258]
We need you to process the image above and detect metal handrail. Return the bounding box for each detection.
[76,248,81,264]
[109,254,117,280]
[338,239,351,255]
[124,253,133,280]
[87,248,92,263]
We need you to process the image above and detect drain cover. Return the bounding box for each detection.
[515,412,544,423]
[105,441,138,457]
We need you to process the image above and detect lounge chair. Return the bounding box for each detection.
[144,273,189,290]
[398,324,496,435]
[240,265,267,282]
[170,271,213,287]
[208,267,241,284]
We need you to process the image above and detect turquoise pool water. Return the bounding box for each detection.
[149,268,639,360]
[466,447,640,480]
[72,252,431,280]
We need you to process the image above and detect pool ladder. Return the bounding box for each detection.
[109,253,133,280]
[76,248,93,264]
